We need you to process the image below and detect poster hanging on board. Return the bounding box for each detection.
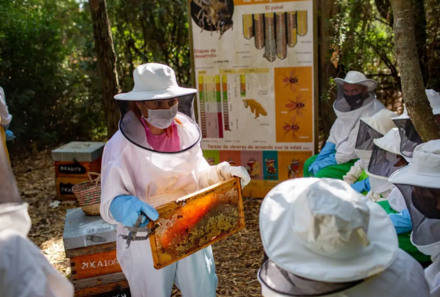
[188,0,317,198]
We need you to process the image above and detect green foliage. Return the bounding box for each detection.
[0,0,104,152]
[0,0,191,154]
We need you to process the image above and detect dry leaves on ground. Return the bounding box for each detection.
[12,151,264,297]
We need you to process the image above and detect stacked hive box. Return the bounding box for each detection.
[63,208,130,297]
[52,142,105,200]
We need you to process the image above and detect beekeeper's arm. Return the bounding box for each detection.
[100,160,159,227]
[0,87,12,128]
[308,123,338,175]
[0,129,19,204]
[0,230,74,297]
[197,160,251,189]
[334,122,360,164]
[343,159,365,184]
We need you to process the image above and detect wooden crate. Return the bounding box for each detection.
[67,243,122,280]
[55,157,102,178]
[148,177,245,269]
[63,208,130,297]
[56,176,90,200]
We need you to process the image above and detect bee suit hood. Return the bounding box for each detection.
[328,71,385,164]
[258,178,430,297]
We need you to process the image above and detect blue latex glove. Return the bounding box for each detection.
[309,153,337,175]
[5,130,15,141]
[110,195,159,227]
[389,209,412,234]
[350,178,371,193]
[314,142,336,163]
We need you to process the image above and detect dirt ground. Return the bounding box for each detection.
[12,150,264,297]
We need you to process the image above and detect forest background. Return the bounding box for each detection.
[1,0,440,154]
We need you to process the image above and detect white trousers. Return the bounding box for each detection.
[116,233,218,297]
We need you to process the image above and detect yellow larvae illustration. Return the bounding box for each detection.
[242,99,267,119]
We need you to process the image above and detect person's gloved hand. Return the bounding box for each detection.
[314,142,336,162]
[309,154,337,175]
[350,178,371,193]
[389,209,412,234]
[308,142,336,175]
[5,130,15,141]
[217,162,251,188]
[110,195,159,227]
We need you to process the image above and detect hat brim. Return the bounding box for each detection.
[334,78,377,92]
[114,86,197,101]
[389,165,440,188]
[260,179,398,283]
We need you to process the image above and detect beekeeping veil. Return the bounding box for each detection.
[114,63,200,154]
[354,109,396,165]
[393,90,440,159]
[389,140,440,258]
[334,71,377,113]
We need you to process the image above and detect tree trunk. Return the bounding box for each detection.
[317,0,339,142]
[89,0,121,138]
[390,0,440,142]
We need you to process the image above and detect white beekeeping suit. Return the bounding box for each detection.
[343,109,396,184]
[0,130,74,297]
[329,71,385,164]
[100,63,250,297]
[0,87,12,127]
[258,178,430,297]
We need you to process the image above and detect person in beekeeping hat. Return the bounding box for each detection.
[343,108,396,193]
[0,130,74,297]
[392,89,440,159]
[389,140,440,296]
[257,177,430,297]
[100,63,250,297]
[366,128,430,265]
[304,71,385,179]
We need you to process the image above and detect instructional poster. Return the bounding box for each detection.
[189,0,316,198]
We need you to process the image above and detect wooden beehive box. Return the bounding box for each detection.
[149,177,245,269]
[52,142,105,200]
[63,208,131,297]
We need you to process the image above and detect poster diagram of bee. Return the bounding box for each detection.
[190,0,316,198]
[277,151,313,181]
[190,0,234,39]
[242,11,308,62]
[275,66,313,143]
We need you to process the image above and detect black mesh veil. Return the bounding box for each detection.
[393,118,423,158]
[394,184,440,252]
[368,145,407,178]
[258,260,362,296]
[117,94,200,154]
[355,121,384,151]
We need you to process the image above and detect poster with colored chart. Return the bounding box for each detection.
[189,0,316,198]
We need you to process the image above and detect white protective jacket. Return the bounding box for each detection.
[260,249,430,297]
[0,87,12,126]
[328,96,385,164]
[0,203,74,297]
[101,112,231,297]
[426,254,440,297]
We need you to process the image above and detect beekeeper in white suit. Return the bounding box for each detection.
[343,108,396,193]
[304,71,385,179]
[258,177,430,297]
[0,129,74,297]
[389,140,440,296]
[100,63,250,297]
